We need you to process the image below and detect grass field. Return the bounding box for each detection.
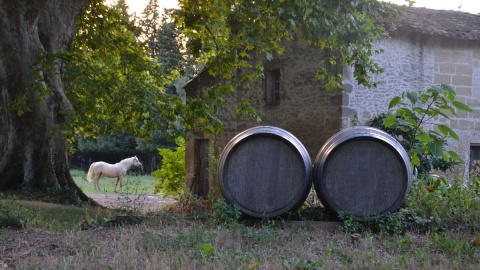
[71,169,157,194]
[2,171,480,268]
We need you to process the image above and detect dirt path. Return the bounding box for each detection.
[86,193,175,213]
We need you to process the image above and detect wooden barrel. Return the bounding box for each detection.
[313,126,412,217]
[218,126,312,218]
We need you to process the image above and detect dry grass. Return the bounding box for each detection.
[1,213,480,270]
[2,182,480,269]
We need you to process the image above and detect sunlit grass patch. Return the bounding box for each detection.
[72,170,157,194]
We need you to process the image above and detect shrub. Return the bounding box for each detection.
[152,137,185,197]
[368,84,472,176]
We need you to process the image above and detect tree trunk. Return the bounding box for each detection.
[0,0,90,203]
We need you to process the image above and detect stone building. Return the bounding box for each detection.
[184,7,480,196]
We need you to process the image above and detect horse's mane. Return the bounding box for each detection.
[120,156,135,163]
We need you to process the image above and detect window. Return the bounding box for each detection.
[470,145,480,177]
[265,69,281,104]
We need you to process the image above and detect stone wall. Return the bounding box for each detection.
[342,34,480,180]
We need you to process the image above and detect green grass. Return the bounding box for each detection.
[71,169,156,194]
[1,196,113,231]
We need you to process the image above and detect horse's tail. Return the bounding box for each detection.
[86,163,95,182]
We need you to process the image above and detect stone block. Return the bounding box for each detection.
[456,64,473,75]
[434,74,452,84]
[455,87,472,97]
[342,92,350,106]
[342,107,357,118]
[435,51,451,63]
[452,75,472,87]
[439,63,456,74]
[466,98,480,106]
[451,52,469,64]
[342,83,353,92]
[458,120,474,130]
[456,109,469,119]
[473,51,480,60]
[362,111,372,119]
[450,120,458,129]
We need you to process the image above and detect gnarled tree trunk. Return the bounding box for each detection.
[0,0,90,202]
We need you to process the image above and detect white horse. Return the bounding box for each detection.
[86,156,143,192]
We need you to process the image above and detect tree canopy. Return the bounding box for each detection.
[177,0,396,85]
[175,0,398,131]
[63,0,183,141]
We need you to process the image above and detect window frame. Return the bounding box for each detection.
[264,62,283,106]
[469,144,480,177]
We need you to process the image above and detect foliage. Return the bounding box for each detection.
[368,84,473,176]
[176,0,398,132]
[337,170,480,234]
[75,132,138,154]
[158,9,184,73]
[405,174,480,230]
[338,211,365,233]
[212,199,241,226]
[63,0,184,141]
[140,0,162,58]
[69,1,187,160]
[152,137,186,197]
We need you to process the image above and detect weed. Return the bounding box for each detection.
[212,199,241,226]
[115,175,150,215]
[338,211,364,233]
[281,256,323,269]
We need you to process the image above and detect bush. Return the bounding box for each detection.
[368,84,472,176]
[152,137,185,197]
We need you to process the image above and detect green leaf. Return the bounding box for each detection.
[412,107,426,115]
[411,145,425,155]
[406,92,417,104]
[415,133,431,143]
[428,141,443,157]
[396,108,414,118]
[388,96,401,109]
[452,100,474,112]
[448,150,461,162]
[437,124,459,140]
[410,154,420,167]
[383,114,397,127]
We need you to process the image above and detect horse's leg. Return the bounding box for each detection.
[93,174,97,190]
[119,175,123,191]
[114,176,123,193]
[114,177,119,193]
[94,173,101,191]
